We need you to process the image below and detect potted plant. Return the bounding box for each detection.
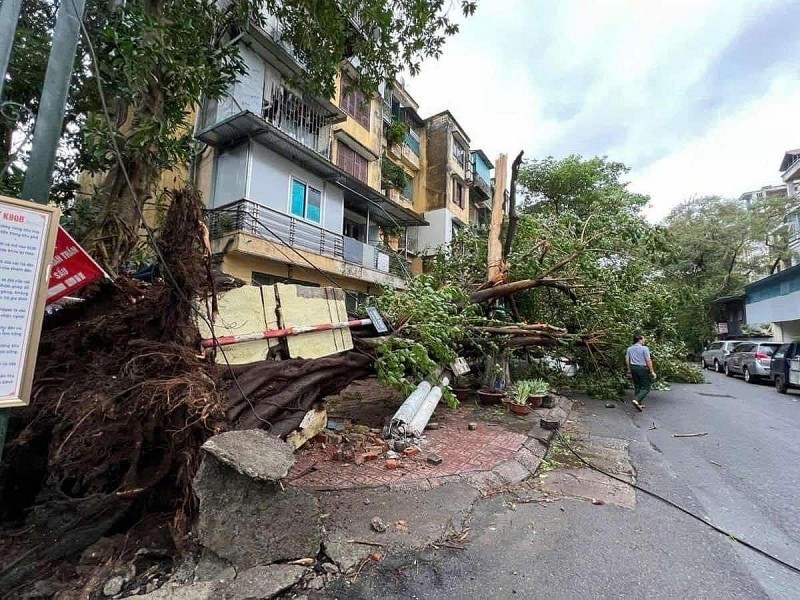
[478,363,506,405]
[526,378,550,405]
[451,375,476,402]
[508,381,533,415]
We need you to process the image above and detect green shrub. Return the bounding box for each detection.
[657,358,706,383]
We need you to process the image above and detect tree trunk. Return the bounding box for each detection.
[487,153,509,285]
[502,150,524,260]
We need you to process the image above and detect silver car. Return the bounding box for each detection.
[724,342,782,383]
[701,340,741,373]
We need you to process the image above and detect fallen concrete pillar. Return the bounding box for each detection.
[408,375,449,437]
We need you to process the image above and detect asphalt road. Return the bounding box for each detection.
[327,372,800,599]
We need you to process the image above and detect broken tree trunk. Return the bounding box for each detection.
[502,150,524,261]
[486,153,509,286]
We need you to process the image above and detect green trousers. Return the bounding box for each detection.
[631,365,652,402]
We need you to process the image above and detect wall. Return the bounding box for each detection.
[332,72,382,192]
[215,232,405,290]
[212,46,265,126]
[242,142,344,234]
[422,124,449,213]
[773,320,800,342]
[212,143,249,207]
[412,208,453,253]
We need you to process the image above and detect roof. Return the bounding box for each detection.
[779,148,800,172]
[744,262,800,293]
[424,110,471,144]
[471,149,493,169]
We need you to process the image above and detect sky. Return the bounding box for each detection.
[406,0,800,221]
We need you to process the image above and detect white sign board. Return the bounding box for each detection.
[717,322,729,334]
[0,196,60,407]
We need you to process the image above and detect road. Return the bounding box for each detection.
[326,371,800,599]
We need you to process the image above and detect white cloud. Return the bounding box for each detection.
[631,76,800,221]
[403,0,798,218]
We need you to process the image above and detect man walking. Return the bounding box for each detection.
[626,334,656,411]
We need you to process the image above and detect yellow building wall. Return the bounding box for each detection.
[332,73,383,192]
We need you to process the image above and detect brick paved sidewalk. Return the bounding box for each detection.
[287,395,574,494]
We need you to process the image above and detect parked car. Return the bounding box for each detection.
[701,340,742,373]
[724,341,782,382]
[770,341,800,393]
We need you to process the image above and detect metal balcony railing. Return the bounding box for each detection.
[207,200,343,260]
[207,200,409,278]
[262,80,332,154]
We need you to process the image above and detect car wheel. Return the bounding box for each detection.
[714,359,721,373]
[775,375,788,394]
[743,367,752,383]
[701,358,707,370]
[725,363,734,377]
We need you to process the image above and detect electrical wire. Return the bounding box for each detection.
[552,430,800,577]
[71,1,272,430]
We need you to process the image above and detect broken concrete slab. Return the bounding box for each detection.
[193,549,236,583]
[513,446,542,473]
[318,480,479,572]
[201,430,295,482]
[194,455,321,570]
[219,564,307,599]
[129,582,218,599]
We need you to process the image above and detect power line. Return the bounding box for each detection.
[553,430,800,577]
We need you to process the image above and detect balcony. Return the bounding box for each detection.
[207,200,343,259]
[401,132,420,170]
[206,200,408,283]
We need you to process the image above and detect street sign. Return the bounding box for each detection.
[717,322,729,334]
[366,306,388,333]
[47,226,106,304]
[0,195,60,407]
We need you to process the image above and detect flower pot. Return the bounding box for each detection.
[541,395,556,409]
[452,388,472,402]
[509,402,532,416]
[527,394,544,409]
[477,390,505,405]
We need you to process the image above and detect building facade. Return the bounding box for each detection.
[745,263,800,341]
[196,11,426,302]
[779,148,800,267]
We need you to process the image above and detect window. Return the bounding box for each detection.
[454,181,464,208]
[452,137,467,168]
[340,77,371,129]
[337,143,369,182]
[290,178,322,223]
[709,342,723,350]
[402,177,414,201]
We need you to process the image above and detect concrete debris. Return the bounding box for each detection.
[103,576,126,597]
[201,430,295,482]
[468,422,478,431]
[427,453,443,465]
[193,550,236,583]
[370,517,388,533]
[194,455,321,569]
[221,564,306,599]
[604,403,616,408]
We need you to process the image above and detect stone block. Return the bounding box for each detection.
[492,460,530,485]
[201,430,294,482]
[194,455,321,570]
[515,447,542,473]
[219,565,307,599]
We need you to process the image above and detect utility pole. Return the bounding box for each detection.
[21,0,87,203]
[0,0,24,464]
[2,0,86,462]
[0,0,24,101]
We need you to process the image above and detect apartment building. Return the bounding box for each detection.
[779,148,800,267]
[407,111,495,253]
[195,10,426,302]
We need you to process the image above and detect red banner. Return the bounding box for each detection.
[47,226,106,304]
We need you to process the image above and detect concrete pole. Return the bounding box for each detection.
[0,0,25,464]
[21,0,87,203]
[0,0,24,101]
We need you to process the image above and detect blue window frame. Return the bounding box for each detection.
[290,178,322,223]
